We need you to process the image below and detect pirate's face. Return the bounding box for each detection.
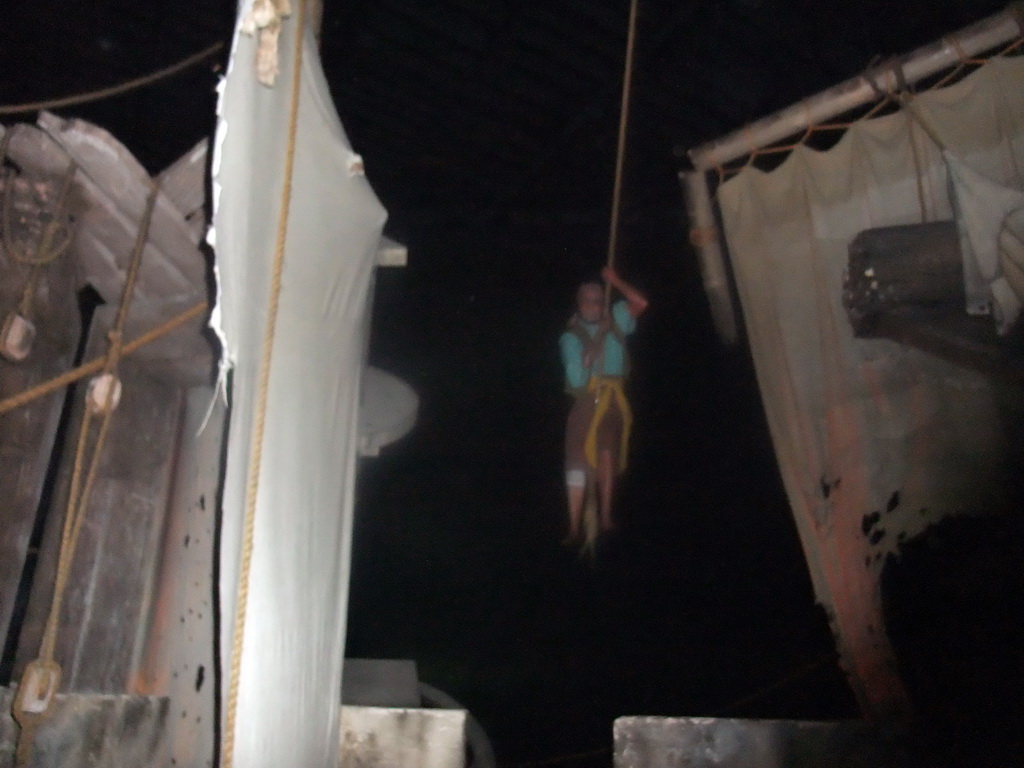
[577,283,603,323]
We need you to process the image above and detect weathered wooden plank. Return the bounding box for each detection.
[6,119,205,310]
[156,140,208,246]
[341,659,421,708]
[0,687,169,768]
[339,707,466,768]
[614,717,910,768]
[13,308,184,693]
[0,167,81,662]
[133,387,223,768]
[5,122,216,385]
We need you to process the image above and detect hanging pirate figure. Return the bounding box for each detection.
[560,266,648,551]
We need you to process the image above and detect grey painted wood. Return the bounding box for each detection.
[0,687,169,768]
[340,707,466,768]
[0,168,81,661]
[4,121,215,386]
[137,388,223,768]
[614,717,909,768]
[155,140,208,246]
[14,308,184,694]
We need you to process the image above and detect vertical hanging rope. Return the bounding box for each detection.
[578,0,640,558]
[221,0,306,765]
[604,0,640,312]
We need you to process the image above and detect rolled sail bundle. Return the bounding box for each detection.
[842,221,964,336]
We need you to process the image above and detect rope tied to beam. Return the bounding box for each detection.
[1,151,78,361]
[862,61,948,154]
[0,301,208,416]
[715,32,1024,182]
[11,179,160,767]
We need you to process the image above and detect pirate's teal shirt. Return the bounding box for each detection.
[559,299,636,391]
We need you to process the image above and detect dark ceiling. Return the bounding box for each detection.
[0,0,1009,227]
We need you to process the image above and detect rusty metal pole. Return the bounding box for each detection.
[688,6,1024,169]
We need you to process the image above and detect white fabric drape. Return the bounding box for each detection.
[210,5,387,766]
[716,56,1024,711]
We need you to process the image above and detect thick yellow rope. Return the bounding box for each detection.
[13,180,159,766]
[0,42,224,116]
[583,377,633,474]
[221,0,306,764]
[0,300,208,416]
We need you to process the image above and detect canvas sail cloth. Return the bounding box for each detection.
[716,56,1024,712]
[209,5,386,766]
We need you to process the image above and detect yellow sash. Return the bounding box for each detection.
[583,376,633,473]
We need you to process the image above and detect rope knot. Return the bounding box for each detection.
[12,658,62,766]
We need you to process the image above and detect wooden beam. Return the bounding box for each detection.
[134,388,223,767]
[0,166,81,668]
[6,120,215,385]
[14,308,185,693]
[0,687,170,765]
[155,139,208,246]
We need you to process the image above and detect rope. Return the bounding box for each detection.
[12,179,160,766]
[575,0,639,558]
[2,162,77,344]
[604,0,639,313]
[0,300,208,416]
[583,377,632,474]
[905,103,929,223]
[0,42,224,116]
[221,0,306,763]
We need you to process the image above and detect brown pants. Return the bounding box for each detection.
[564,391,625,476]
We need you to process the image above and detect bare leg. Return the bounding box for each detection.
[598,448,615,531]
[566,483,585,540]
